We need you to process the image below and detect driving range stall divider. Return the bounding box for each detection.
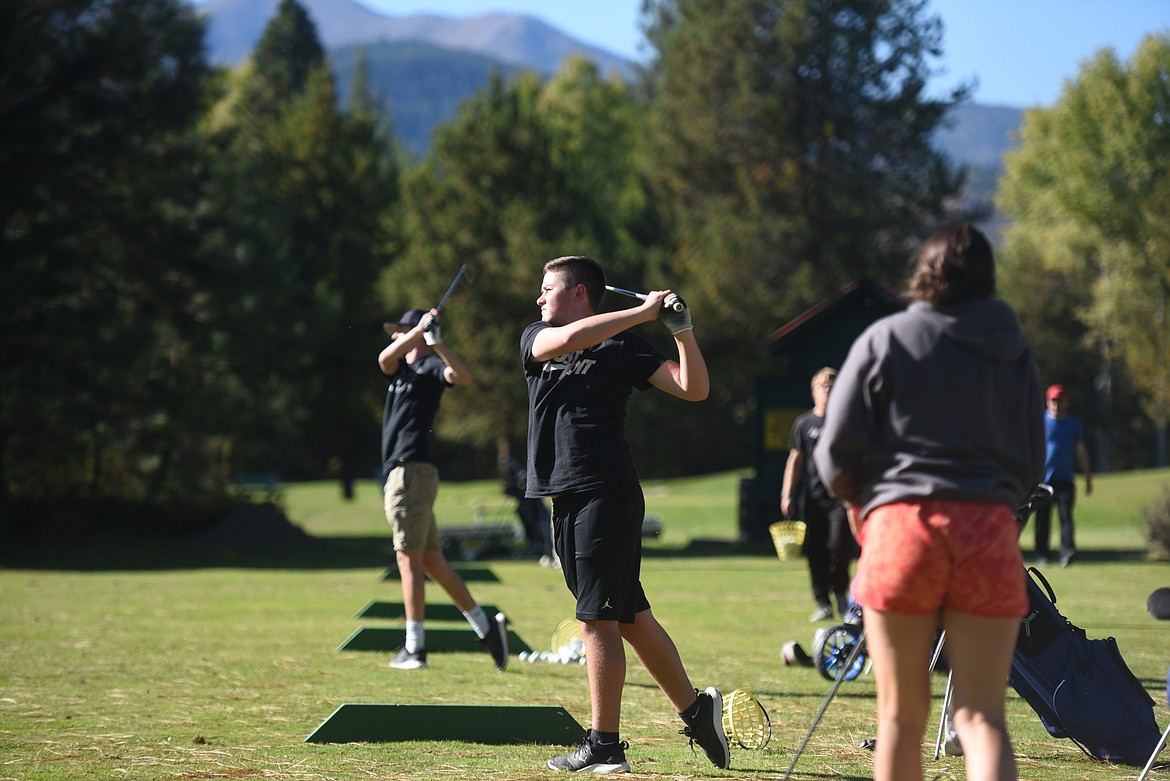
[343,563,530,654]
[305,703,586,745]
[308,563,568,743]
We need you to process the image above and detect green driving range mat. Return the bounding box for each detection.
[355,601,499,620]
[380,565,500,582]
[305,703,585,744]
[337,626,532,654]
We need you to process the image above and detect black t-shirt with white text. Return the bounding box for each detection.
[381,353,450,472]
[520,322,666,496]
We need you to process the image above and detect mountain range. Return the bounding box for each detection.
[190,0,1022,174]
[196,0,635,79]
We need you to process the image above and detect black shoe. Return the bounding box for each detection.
[1060,551,1076,568]
[547,737,630,773]
[478,611,508,670]
[679,687,730,769]
[389,646,427,669]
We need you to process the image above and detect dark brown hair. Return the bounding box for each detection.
[544,255,606,311]
[907,223,996,305]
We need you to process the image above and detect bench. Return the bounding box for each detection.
[439,513,663,561]
[439,522,519,561]
[231,472,283,501]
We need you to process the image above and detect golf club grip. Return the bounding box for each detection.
[604,285,685,311]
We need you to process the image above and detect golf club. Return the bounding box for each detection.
[604,284,685,312]
[436,264,470,312]
[782,626,868,781]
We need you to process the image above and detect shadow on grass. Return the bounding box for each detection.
[1,499,1153,575]
[0,533,397,572]
[0,535,776,572]
[643,537,776,558]
[3,539,1156,572]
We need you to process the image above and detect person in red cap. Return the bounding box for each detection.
[1034,384,1093,567]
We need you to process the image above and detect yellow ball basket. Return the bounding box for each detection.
[550,618,581,651]
[721,688,772,750]
[769,520,806,561]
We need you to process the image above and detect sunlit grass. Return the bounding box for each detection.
[1,468,1167,780]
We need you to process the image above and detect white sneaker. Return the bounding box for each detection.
[389,646,427,669]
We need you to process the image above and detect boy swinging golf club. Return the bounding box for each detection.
[378,264,508,672]
[521,256,730,773]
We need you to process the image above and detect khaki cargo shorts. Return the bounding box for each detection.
[384,462,441,551]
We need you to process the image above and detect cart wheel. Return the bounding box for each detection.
[814,624,866,682]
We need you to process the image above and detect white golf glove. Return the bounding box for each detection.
[422,314,442,345]
[661,294,692,335]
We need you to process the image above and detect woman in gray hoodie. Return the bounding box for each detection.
[814,223,1045,781]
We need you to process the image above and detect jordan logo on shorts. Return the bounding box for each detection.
[601,598,613,611]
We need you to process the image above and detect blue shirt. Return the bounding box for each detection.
[1044,413,1084,483]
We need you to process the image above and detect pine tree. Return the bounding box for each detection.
[201,1,402,489]
[641,0,972,466]
[0,0,217,507]
[390,63,657,466]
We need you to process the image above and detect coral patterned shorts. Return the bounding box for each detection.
[852,500,1027,619]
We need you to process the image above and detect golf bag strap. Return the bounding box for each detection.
[1027,566,1058,605]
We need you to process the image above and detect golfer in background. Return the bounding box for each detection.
[379,307,508,671]
[780,366,856,622]
[814,223,1045,781]
[521,256,729,773]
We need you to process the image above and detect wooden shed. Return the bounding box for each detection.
[739,279,906,543]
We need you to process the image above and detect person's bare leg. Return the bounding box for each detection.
[581,619,625,732]
[420,550,475,612]
[620,609,697,711]
[396,550,427,621]
[943,610,1019,781]
[863,609,938,781]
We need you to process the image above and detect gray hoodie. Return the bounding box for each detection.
[813,299,1046,516]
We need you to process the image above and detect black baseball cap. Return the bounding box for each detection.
[397,308,427,327]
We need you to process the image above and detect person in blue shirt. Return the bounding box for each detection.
[1034,384,1093,567]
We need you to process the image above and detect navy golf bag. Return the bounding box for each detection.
[1010,565,1162,765]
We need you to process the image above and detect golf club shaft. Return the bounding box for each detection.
[604,285,685,312]
[436,264,468,312]
[782,627,868,781]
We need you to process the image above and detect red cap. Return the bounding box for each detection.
[1046,384,1066,401]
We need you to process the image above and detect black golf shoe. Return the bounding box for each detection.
[679,687,730,769]
[547,737,630,773]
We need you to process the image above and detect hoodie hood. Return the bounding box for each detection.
[909,299,1030,364]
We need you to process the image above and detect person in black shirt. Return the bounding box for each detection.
[780,367,856,622]
[521,256,730,773]
[379,307,507,672]
[501,455,552,561]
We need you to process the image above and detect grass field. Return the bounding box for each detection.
[2,468,1169,781]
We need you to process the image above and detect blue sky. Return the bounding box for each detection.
[357,0,1169,108]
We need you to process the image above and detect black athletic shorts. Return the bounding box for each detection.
[552,483,650,623]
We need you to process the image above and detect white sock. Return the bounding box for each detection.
[463,606,489,639]
[405,620,424,653]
